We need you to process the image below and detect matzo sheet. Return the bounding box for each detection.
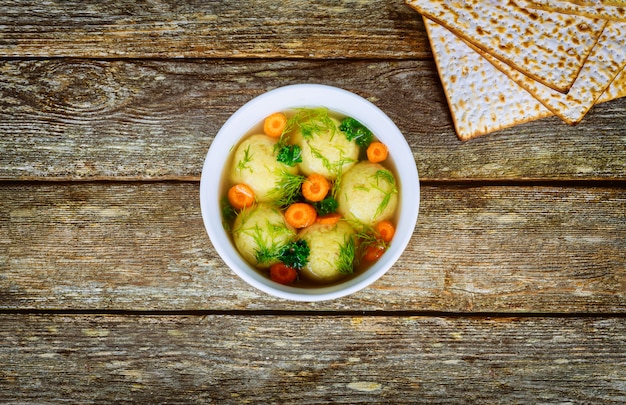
[521,0,626,21]
[406,0,607,92]
[423,17,552,140]
[598,67,626,103]
[468,21,626,124]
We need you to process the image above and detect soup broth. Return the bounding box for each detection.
[220,107,401,288]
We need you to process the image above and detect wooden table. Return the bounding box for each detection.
[1,1,625,402]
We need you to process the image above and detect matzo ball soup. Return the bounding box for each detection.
[220,107,400,287]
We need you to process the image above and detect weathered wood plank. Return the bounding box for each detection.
[1,182,624,312]
[1,59,625,181]
[0,0,429,59]
[1,314,624,403]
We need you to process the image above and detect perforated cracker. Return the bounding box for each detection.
[468,21,626,124]
[598,67,626,103]
[406,0,607,93]
[423,17,552,140]
[521,0,626,21]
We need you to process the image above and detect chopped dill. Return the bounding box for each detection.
[287,107,336,140]
[373,169,397,218]
[231,207,253,239]
[336,235,356,275]
[248,219,293,266]
[221,196,237,231]
[308,143,334,173]
[330,172,342,199]
[236,144,253,172]
[266,220,291,236]
[307,142,356,178]
[269,170,305,208]
[274,108,334,167]
[375,169,396,186]
[352,223,389,264]
[249,225,278,265]
[255,245,277,266]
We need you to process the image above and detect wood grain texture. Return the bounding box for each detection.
[1,59,625,181]
[1,314,625,403]
[2,182,624,312]
[0,0,429,59]
[2,0,625,401]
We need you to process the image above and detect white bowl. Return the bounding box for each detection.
[200,84,419,301]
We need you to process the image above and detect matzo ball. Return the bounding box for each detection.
[337,161,398,226]
[291,112,359,179]
[232,203,295,268]
[298,221,356,282]
[229,134,298,202]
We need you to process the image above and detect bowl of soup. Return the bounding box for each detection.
[200,84,419,301]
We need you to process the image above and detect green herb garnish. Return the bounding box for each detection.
[270,171,305,208]
[307,142,356,178]
[373,169,397,218]
[336,235,356,275]
[352,223,389,264]
[236,144,253,172]
[221,196,237,231]
[276,144,303,166]
[339,117,373,148]
[246,219,293,266]
[313,196,338,216]
[248,225,280,266]
[278,239,310,270]
[287,108,336,140]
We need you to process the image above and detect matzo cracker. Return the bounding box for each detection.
[423,17,552,140]
[521,0,626,21]
[406,0,607,92]
[598,67,626,103]
[468,21,626,124]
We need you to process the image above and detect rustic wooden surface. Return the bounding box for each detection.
[1,0,625,402]
[1,314,625,403]
[1,58,626,181]
[2,182,624,312]
[0,1,429,59]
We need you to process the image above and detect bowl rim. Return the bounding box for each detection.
[200,83,419,301]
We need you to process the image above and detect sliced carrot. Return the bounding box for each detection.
[375,220,395,243]
[363,244,386,262]
[263,112,287,137]
[270,262,298,285]
[366,141,388,163]
[227,183,255,210]
[315,212,341,225]
[302,173,330,202]
[285,202,317,228]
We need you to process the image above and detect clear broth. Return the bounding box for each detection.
[219,109,402,288]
